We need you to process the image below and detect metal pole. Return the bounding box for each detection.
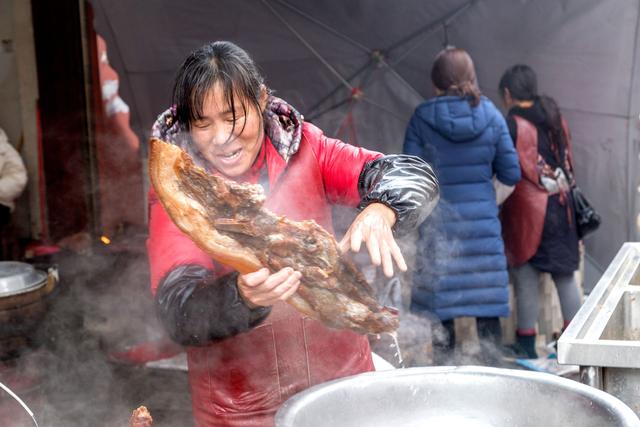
[260,0,353,91]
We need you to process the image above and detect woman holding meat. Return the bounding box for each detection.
[403,47,521,364]
[147,41,439,426]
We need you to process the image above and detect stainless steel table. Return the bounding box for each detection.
[559,242,640,414]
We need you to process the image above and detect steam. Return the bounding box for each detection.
[0,379,38,426]
[360,195,513,369]
[2,244,191,427]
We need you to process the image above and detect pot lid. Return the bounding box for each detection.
[0,261,48,298]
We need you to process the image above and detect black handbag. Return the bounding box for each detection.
[571,186,601,238]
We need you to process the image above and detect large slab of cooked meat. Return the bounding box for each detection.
[149,138,398,334]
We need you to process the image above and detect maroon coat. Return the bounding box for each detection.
[147,123,380,426]
[501,115,575,267]
[501,116,547,266]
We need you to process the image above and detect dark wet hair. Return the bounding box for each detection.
[172,41,266,135]
[431,47,481,107]
[499,64,566,151]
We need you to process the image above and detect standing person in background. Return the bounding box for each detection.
[498,64,583,359]
[148,41,439,426]
[404,47,521,365]
[0,127,27,260]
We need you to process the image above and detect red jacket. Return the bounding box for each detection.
[147,123,381,426]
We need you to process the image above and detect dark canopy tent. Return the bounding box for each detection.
[89,0,640,288]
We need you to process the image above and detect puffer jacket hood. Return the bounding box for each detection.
[416,95,497,142]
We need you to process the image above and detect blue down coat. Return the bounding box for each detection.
[403,95,521,321]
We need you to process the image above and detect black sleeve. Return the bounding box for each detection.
[506,115,517,146]
[357,154,439,236]
[155,265,271,346]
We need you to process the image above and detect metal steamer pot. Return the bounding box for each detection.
[275,366,640,427]
[0,261,57,356]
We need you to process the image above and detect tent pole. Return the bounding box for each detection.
[360,97,407,122]
[385,0,474,55]
[332,101,356,138]
[306,59,373,117]
[380,64,424,99]
[273,0,371,55]
[329,3,475,102]
[443,24,450,48]
[388,1,474,68]
[275,1,473,129]
[260,0,353,91]
[298,2,473,119]
[308,97,351,122]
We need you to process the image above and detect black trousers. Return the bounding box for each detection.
[0,204,10,226]
[0,204,11,260]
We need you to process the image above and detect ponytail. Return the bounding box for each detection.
[538,95,567,152]
[431,47,481,107]
[445,81,481,107]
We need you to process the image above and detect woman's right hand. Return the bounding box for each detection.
[237,267,302,307]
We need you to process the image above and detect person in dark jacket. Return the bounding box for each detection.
[147,41,439,426]
[403,47,521,364]
[499,64,582,359]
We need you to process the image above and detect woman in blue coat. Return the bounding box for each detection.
[403,47,521,363]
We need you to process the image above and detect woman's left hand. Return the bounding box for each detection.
[338,203,407,277]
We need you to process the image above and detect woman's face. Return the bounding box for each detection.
[190,83,266,178]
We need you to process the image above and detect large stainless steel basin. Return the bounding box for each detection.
[275,366,640,427]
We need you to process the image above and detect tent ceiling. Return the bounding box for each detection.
[89,0,640,269]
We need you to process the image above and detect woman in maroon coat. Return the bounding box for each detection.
[147,41,439,426]
[499,64,582,359]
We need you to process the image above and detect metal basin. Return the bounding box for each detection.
[275,366,640,427]
[0,261,47,298]
[0,262,56,357]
